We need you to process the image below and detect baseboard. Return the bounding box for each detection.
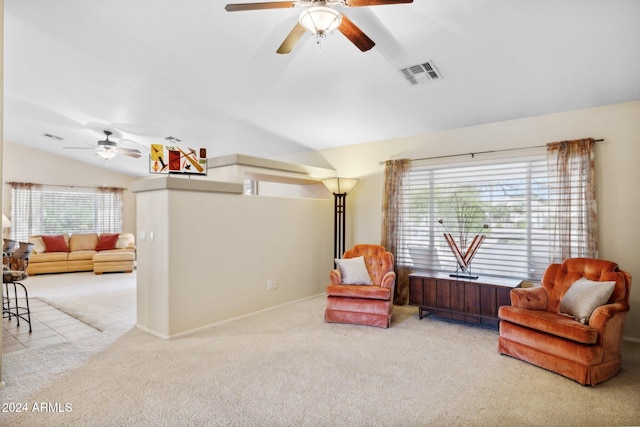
[135,323,171,340]
[138,293,326,340]
[623,336,640,344]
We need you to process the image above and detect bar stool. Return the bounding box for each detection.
[3,242,35,332]
[2,239,18,317]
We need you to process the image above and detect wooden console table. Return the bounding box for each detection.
[409,271,522,327]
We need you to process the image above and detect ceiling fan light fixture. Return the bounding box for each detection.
[299,6,342,36]
[97,149,117,160]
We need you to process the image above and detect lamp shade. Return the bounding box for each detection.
[322,177,359,195]
[299,6,342,36]
[2,214,11,228]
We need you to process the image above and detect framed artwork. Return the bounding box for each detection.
[149,144,207,175]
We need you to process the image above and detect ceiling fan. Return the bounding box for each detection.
[225,0,413,54]
[64,130,142,160]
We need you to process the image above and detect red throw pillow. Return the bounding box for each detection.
[41,235,69,252]
[95,233,119,251]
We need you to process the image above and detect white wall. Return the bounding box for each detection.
[135,180,334,338]
[2,141,137,233]
[307,101,640,341]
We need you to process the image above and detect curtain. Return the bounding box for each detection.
[9,182,43,241]
[381,159,411,305]
[97,187,124,233]
[546,138,598,263]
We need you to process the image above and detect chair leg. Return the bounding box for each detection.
[1,282,18,325]
[2,281,14,321]
[12,282,20,327]
[9,281,32,333]
[20,282,32,333]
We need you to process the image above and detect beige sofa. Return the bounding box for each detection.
[27,233,136,275]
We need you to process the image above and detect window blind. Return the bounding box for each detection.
[399,157,553,280]
[10,184,123,242]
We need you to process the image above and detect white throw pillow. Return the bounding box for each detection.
[115,234,131,249]
[558,277,616,324]
[29,236,46,254]
[335,256,373,285]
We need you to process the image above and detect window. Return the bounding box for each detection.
[244,179,258,195]
[10,183,123,242]
[399,157,552,280]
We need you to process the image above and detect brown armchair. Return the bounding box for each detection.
[325,244,396,328]
[498,258,631,385]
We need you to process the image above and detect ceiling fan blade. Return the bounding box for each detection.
[120,150,142,159]
[118,147,142,155]
[337,14,375,52]
[225,2,296,12]
[63,146,95,150]
[122,138,149,150]
[343,0,413,6]
[277,22,307,54]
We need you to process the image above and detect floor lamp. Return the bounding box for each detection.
[322,178,359,263]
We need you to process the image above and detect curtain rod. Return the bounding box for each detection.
[6,181,126,191]
[380,139,604,164]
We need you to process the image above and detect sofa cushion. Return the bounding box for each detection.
[326,295,393,316]
[558,278,615,324]
[499,306,598,344]
[96,233,120,251]
[326,284,391,301]
[29,236,46,254]
[498,320,604,367]
[68,250,97,261]
[335,256,373,285]
[3,270,28,282]
[41,235,69,253]
[30,252,69,263]
[69,233,99,252]
[93,250,136,262]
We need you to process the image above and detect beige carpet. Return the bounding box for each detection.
[1,271,639,426]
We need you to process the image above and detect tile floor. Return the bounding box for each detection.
[3,297,102,353]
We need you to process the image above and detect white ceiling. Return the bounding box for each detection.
[4,0,640,177]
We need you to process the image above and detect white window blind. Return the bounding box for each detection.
[10,184,123,242]
[400,157,553,280]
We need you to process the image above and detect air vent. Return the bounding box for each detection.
[399,60,442,86]
[163,136,182,143]
[43,133,63,141]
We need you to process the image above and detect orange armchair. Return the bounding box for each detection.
[325,244,396,328]
[498,258,631,385]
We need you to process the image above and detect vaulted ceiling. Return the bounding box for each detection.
[4,0,640,177]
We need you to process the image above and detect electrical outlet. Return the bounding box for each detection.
[267,280,278,290]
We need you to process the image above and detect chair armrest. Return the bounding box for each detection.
[330,269,342,285]
[510,287,547,310]
[380,271,396,290]
[589,301,630,330]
